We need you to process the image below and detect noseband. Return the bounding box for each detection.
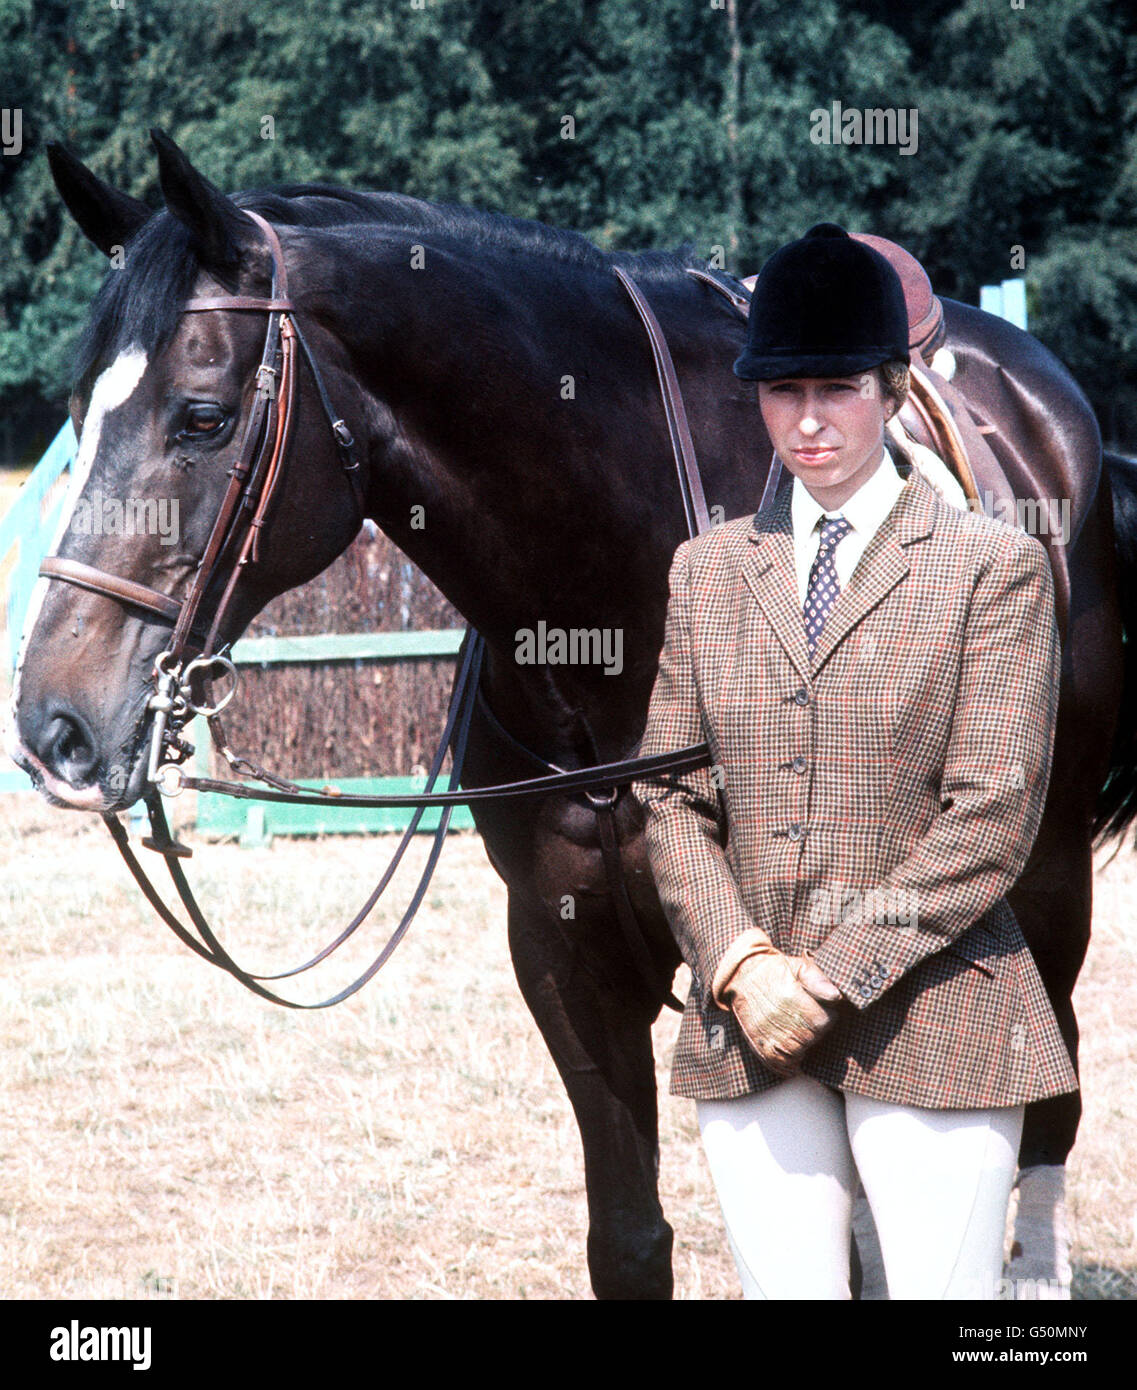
[39,209,366,670]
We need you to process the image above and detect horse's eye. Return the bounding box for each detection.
[178,404,227,440]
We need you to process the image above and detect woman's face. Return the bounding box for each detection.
[757,372,894,508]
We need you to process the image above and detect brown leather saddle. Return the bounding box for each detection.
[850,233,945,363]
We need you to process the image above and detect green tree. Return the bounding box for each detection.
[2,0,1136,458]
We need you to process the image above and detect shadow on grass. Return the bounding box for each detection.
[1071,1261,1137,1300]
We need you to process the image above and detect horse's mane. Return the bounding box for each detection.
[72,183,728,396]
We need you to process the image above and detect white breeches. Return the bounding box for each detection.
[696,1075,1023,1300]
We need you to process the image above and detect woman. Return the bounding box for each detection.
[632,223,1077,1300]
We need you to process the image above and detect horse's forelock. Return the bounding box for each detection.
[72,210,200,401]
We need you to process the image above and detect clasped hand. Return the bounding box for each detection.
[723,952,843,1077]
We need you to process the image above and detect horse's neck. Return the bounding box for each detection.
[341,271,699,582]
[317,248,757,751]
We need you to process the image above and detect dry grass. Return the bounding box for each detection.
[0,789,1132,1301]
[1065,842,1137,1299]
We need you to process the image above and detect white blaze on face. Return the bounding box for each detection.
[8,346,149,728]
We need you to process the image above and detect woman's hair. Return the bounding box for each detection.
[879,360,910,413]
[879,359,915,476]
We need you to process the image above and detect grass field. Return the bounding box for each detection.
[0,784,1133,1302]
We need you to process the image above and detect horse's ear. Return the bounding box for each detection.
[150,128,255,271]
[46,142,152,257]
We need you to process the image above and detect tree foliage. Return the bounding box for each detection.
[1,0,1135,455]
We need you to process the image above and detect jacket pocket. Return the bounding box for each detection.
[942,921,998,978]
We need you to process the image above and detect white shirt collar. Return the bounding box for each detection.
[790,449,905,547]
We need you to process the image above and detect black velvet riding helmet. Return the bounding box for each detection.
[733,223,910,380]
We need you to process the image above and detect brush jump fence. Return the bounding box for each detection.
[0,422,472,840]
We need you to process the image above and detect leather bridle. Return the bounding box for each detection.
[40,210,366,671]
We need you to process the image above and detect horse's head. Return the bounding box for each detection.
[8,131,367,812]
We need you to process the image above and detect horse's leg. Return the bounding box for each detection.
[851,1190,888,1299]
[1006,478,1122,1297]
[1004,624,1111,1290]
[506,888,673,1300]
[1006,824,1091,1298]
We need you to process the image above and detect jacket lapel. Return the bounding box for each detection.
[739,482,812,684]
[740,468,938,682]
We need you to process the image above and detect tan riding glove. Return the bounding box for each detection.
[712,929,843,1077]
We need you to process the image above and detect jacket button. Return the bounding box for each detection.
[793,688,810,706]
[792,756,807,774]
[787,823,802,841]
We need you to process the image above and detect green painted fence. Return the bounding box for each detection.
[190,627,474,843]
[1,419,77,668]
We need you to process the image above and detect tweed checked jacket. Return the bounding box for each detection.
[633,466,1078,1109]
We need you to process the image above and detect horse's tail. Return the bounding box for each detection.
[1093,448,1137,846]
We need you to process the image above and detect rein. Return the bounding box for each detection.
[40,222,753,1008]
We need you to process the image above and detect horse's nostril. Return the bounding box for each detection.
[41,707,99,786]
[56,722,81,760]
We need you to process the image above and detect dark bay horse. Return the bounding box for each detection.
[9,131,1134,1298]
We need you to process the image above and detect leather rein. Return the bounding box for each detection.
[38,218,751,1009]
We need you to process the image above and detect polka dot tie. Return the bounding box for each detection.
[804,515,852,658]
